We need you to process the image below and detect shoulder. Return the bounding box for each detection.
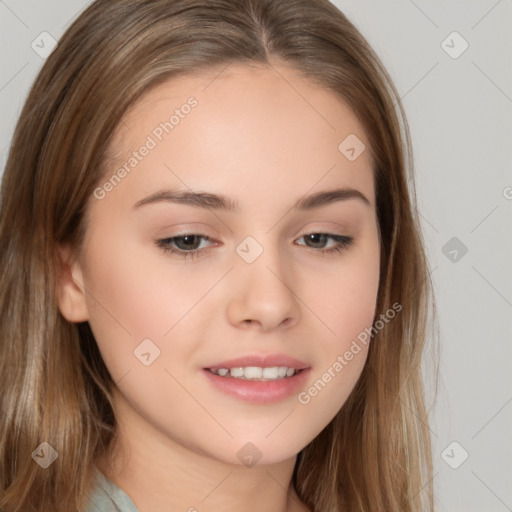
[83,466,140,512]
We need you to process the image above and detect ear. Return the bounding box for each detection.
[56,245,89,323]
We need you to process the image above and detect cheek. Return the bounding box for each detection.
[79,235,171,374]
[80,230,222,386]
[328,269,379,342]
[314,249,380,347]
[299,248,379,412]
[82,232,205,335]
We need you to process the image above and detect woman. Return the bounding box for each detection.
[0,1,437,510]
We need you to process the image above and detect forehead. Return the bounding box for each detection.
[101,62,375,210]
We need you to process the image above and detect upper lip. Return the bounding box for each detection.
[205,353,310,370]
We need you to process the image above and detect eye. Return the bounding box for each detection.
[295,233,354,255]
[155,234,216,260]
[155,232,354,261]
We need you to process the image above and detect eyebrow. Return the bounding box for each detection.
[132,186,371,212]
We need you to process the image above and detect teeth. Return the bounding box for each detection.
[243,366,262,379]
[262,367,278,379]
[209,366,299,381]
[230,367,244,378]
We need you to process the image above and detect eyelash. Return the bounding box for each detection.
[155,232,354,261]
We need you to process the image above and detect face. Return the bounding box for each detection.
[59,62,380,467]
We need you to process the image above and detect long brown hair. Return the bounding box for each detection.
[0,1,438,510]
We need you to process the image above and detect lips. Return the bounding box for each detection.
[202,366,311,404]
[202,353,311,403]
[204,353,310,371]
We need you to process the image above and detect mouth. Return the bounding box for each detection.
[206,366,304,381]
[202,354,311,403]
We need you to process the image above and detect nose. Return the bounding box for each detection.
[225,247,301,332]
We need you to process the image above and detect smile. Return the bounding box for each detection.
[207,366,300,380]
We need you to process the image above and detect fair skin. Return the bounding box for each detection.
[57,62,380,512]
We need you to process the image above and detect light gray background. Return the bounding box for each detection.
[1,1,511,511]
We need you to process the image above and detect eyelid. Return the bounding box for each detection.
[155,231,354,260]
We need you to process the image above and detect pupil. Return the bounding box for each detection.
[180,235,199,249]
[308,233,326,248]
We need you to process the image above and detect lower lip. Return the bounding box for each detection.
[202,368,311,404]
